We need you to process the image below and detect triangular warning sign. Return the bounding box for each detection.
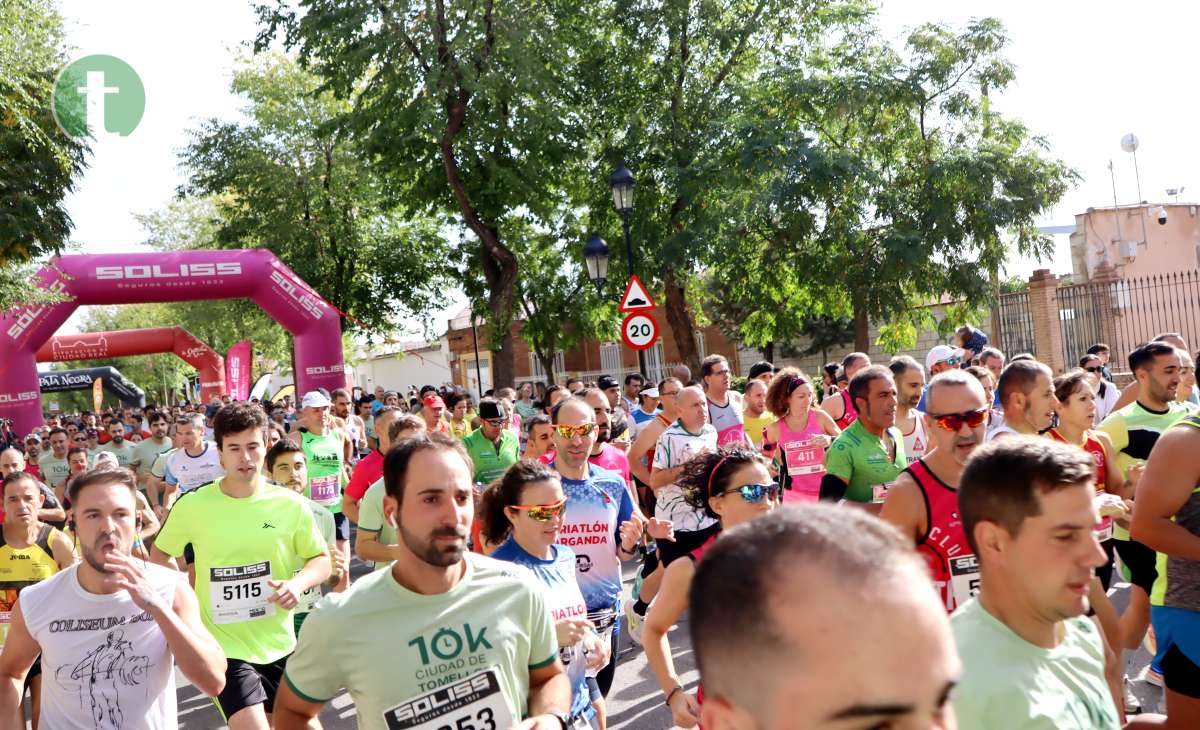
[619,275,656,312]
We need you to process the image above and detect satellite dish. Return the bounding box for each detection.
[1121,133,1140,153]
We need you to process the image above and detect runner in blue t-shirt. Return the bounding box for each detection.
[481,460,609,728]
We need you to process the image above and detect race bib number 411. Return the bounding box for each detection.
[210,561,275,624]
[383,667,514,730]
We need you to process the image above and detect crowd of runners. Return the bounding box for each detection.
[0,328,1197,729]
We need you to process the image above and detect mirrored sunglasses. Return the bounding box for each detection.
[554,423,597,439]
[929,408,989,432]
[720,483,781,504]
[510,498,568,522]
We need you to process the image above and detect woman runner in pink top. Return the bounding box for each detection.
[760,368,841,502]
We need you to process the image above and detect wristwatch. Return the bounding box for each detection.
[550,712,571,730]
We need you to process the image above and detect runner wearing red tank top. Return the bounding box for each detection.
[881,370,989,612]
[822,352,871,429]
[760,368,841,502]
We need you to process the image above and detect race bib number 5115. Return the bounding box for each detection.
[383,667,514,730]
[210,561,275,624]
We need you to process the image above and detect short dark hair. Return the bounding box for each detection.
[690,504,923,715]
[1129,341,1178,373]
[959,436,1095,554]
[549,396,591,425]
[1078,353,1100,368]
[331,388,351,401]
[48,428,66,439]
[374,405,404,423]
[382,432,472,503]
[848,365,893,411]
[67,446,88,460]
[477,459,561,546]
[1154,332,1184,343]
[1086,343,1110,356]
[841,352,870,370]
[213,403,267,449]
[67,467,138,507]
[147,412,168,426]
[700,354,729,379]
[679,447,764,520]
[265,439,303,472]
[624,373,645,386]
[388,414,426,442]
[2,470,38,495]
[997,359,1051,407]
[523,414,551,438]
[979,347,1005,364]
[888,355,922,377]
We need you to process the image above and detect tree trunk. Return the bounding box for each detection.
[664,269,700,372]
[853,304,870,353]
[762,341,775,363]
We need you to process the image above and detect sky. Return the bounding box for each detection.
[54,0,1195,337]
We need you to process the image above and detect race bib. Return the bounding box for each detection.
[871,482,894,504]
[209,561,275,624]
[309,475,339,504]
[382,667,514,730]
[950,554,981,608]
[296,567,321,613]
[784,438,825,476]
[1094,520,1114,542]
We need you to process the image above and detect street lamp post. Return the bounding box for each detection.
[609,162,646,378]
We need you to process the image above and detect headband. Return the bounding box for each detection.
[707,455,730,499]
[788,376,808,393]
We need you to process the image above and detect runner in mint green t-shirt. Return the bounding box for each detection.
[275,432,571,730]
[151,404,331,727]
[296,390,353,593]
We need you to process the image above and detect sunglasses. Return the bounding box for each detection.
[484,418,506,427]
[719,483,781,504]
[510,498,568,522]
[940,356,963,367]
[1084,366,1103,373]
[554,423,597,439]
[928,408,989,432]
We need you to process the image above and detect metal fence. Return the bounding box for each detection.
[995,290,1037,357]
[1056,270,1200,376]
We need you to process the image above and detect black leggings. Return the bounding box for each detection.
[595,620,620,697]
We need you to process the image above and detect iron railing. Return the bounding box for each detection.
[995,290,1037,357]
[1107,270,1200,369]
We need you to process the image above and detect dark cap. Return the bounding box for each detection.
[478,400,504,420]
[597,375,619,391]
[748,361,775,380]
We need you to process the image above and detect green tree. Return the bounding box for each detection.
[0,0,88,311]
[576,0,871,371]
[256,1,595,385]
[730,18,1075,351]
[178,52,451,339]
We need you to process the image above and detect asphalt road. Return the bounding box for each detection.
[166,552,1161,729]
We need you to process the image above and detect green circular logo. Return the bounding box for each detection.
[52,54,145,139]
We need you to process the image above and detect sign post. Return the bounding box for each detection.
[619,276,657,377]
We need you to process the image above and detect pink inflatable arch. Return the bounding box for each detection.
[0,250,345,435]
[36,326,227,403]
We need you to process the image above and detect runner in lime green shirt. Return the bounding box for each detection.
[462,400,520,485]
[821,368,906,505]
[151,404,331,726]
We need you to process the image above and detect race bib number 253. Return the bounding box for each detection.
[383,667,514,730]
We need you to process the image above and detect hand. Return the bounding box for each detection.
[668,689,701,728]
[510,714,563,730]
[582,629,610,671]
[1095,493,1129,519]
[101,550,167,612]
[1128,463,1145,492]
[618,518,643,552]
[267,579,302,609]
[153,504,167,522]
[646,518,675,542]
[555,618,592,648]
[332,549,348,580]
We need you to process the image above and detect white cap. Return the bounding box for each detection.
[925,345,958,371]
[640,387,660,398]
[301,391,332,409]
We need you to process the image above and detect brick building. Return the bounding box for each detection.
[443,307,740,392]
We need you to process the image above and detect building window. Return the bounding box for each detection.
[528,352,565,381]
[599,342,622,373]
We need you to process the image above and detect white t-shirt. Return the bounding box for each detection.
[652,421,719,532]
[21,562,183,730]
[164,443,225,493]
[901,412,929,464]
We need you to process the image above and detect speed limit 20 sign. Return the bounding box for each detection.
[621,312,659,351]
